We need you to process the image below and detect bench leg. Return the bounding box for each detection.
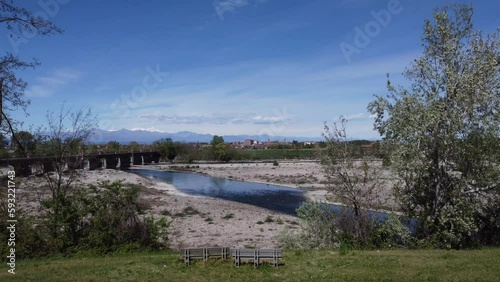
[273,249,278,268]
[184,249,190,266]
[237,250,240,268]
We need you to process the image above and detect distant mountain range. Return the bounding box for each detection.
[88,129,323,144]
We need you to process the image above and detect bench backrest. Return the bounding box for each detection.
[180,247,230,257]
[231,248,282,258]
[181,248,204,258]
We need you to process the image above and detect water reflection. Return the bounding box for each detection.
[128,169,417,230]
[128,169,306,215]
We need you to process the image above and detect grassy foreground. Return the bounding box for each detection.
[2,248,500,281]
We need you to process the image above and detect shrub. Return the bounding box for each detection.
[374,214,411,248]
[0,206,55,260]
[1,180,169,259]
[279,202,339,250]
[76,181,169,253]
[273,160,279,166]
[335,208,378,248]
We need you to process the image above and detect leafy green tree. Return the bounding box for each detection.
[368,4,499,248]
[13,130,36,157]
[127,141,140,152]
[210,135,230,161]
[86,143,101,154]
[106,140,121,152]
[153,138,177,161]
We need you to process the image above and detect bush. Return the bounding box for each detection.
[0,186,58,259]
[429,200,478,249]
[279,202,411,251]
[328,207,379,249]
[273,160,279,166]
[279,202,339,250]
[374,214,411,248]
[1,180,169,259]
[77,181,169,253]
[0,207,55,260]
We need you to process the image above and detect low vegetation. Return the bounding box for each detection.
[1,248,499,281]
[0,181,169,259]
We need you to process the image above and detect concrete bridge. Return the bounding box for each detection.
[0,152,161,177]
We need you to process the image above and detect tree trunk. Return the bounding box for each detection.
[0,78,3,128]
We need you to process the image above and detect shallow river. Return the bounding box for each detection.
[128,169,414,229]
[128,169,306,215]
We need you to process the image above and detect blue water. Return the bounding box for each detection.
[128,169,306,215]
[128,169,417,230]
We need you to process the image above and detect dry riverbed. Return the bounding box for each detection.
[152,161,335,204]
[152,161,397,208]
[14,168,300,250]
[165,161,329,189]
[13,161,397,250]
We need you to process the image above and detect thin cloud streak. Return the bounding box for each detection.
[26,69,81,98]
[139,112,293,125]
[213,0,269,19]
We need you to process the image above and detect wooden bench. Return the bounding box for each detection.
[180,247,230,266]
[231,248,283,268]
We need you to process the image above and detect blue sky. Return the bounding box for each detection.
[3,0,499,139]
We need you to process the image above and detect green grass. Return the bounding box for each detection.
[2,248,500,281]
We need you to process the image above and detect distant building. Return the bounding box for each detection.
[244,139,259,146]
[361,143,374,149]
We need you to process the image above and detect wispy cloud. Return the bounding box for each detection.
[139,112,293,125]
[94,51,414,138]
[213,0,268,19]
[344,113,366,120]
[26,69,81,98]
[342,113,377,121]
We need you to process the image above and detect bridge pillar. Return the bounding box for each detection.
[119,155,131,168]
[88,158,102,170]
[41,159,54,173]
[66,156,80,170]
[30,161,44,175]
[8,159,32,177]
[143,154,152,164]
[82,160,90,170]
[133,154,143,165]
[151,152,160,164]
[105,156,119,169]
